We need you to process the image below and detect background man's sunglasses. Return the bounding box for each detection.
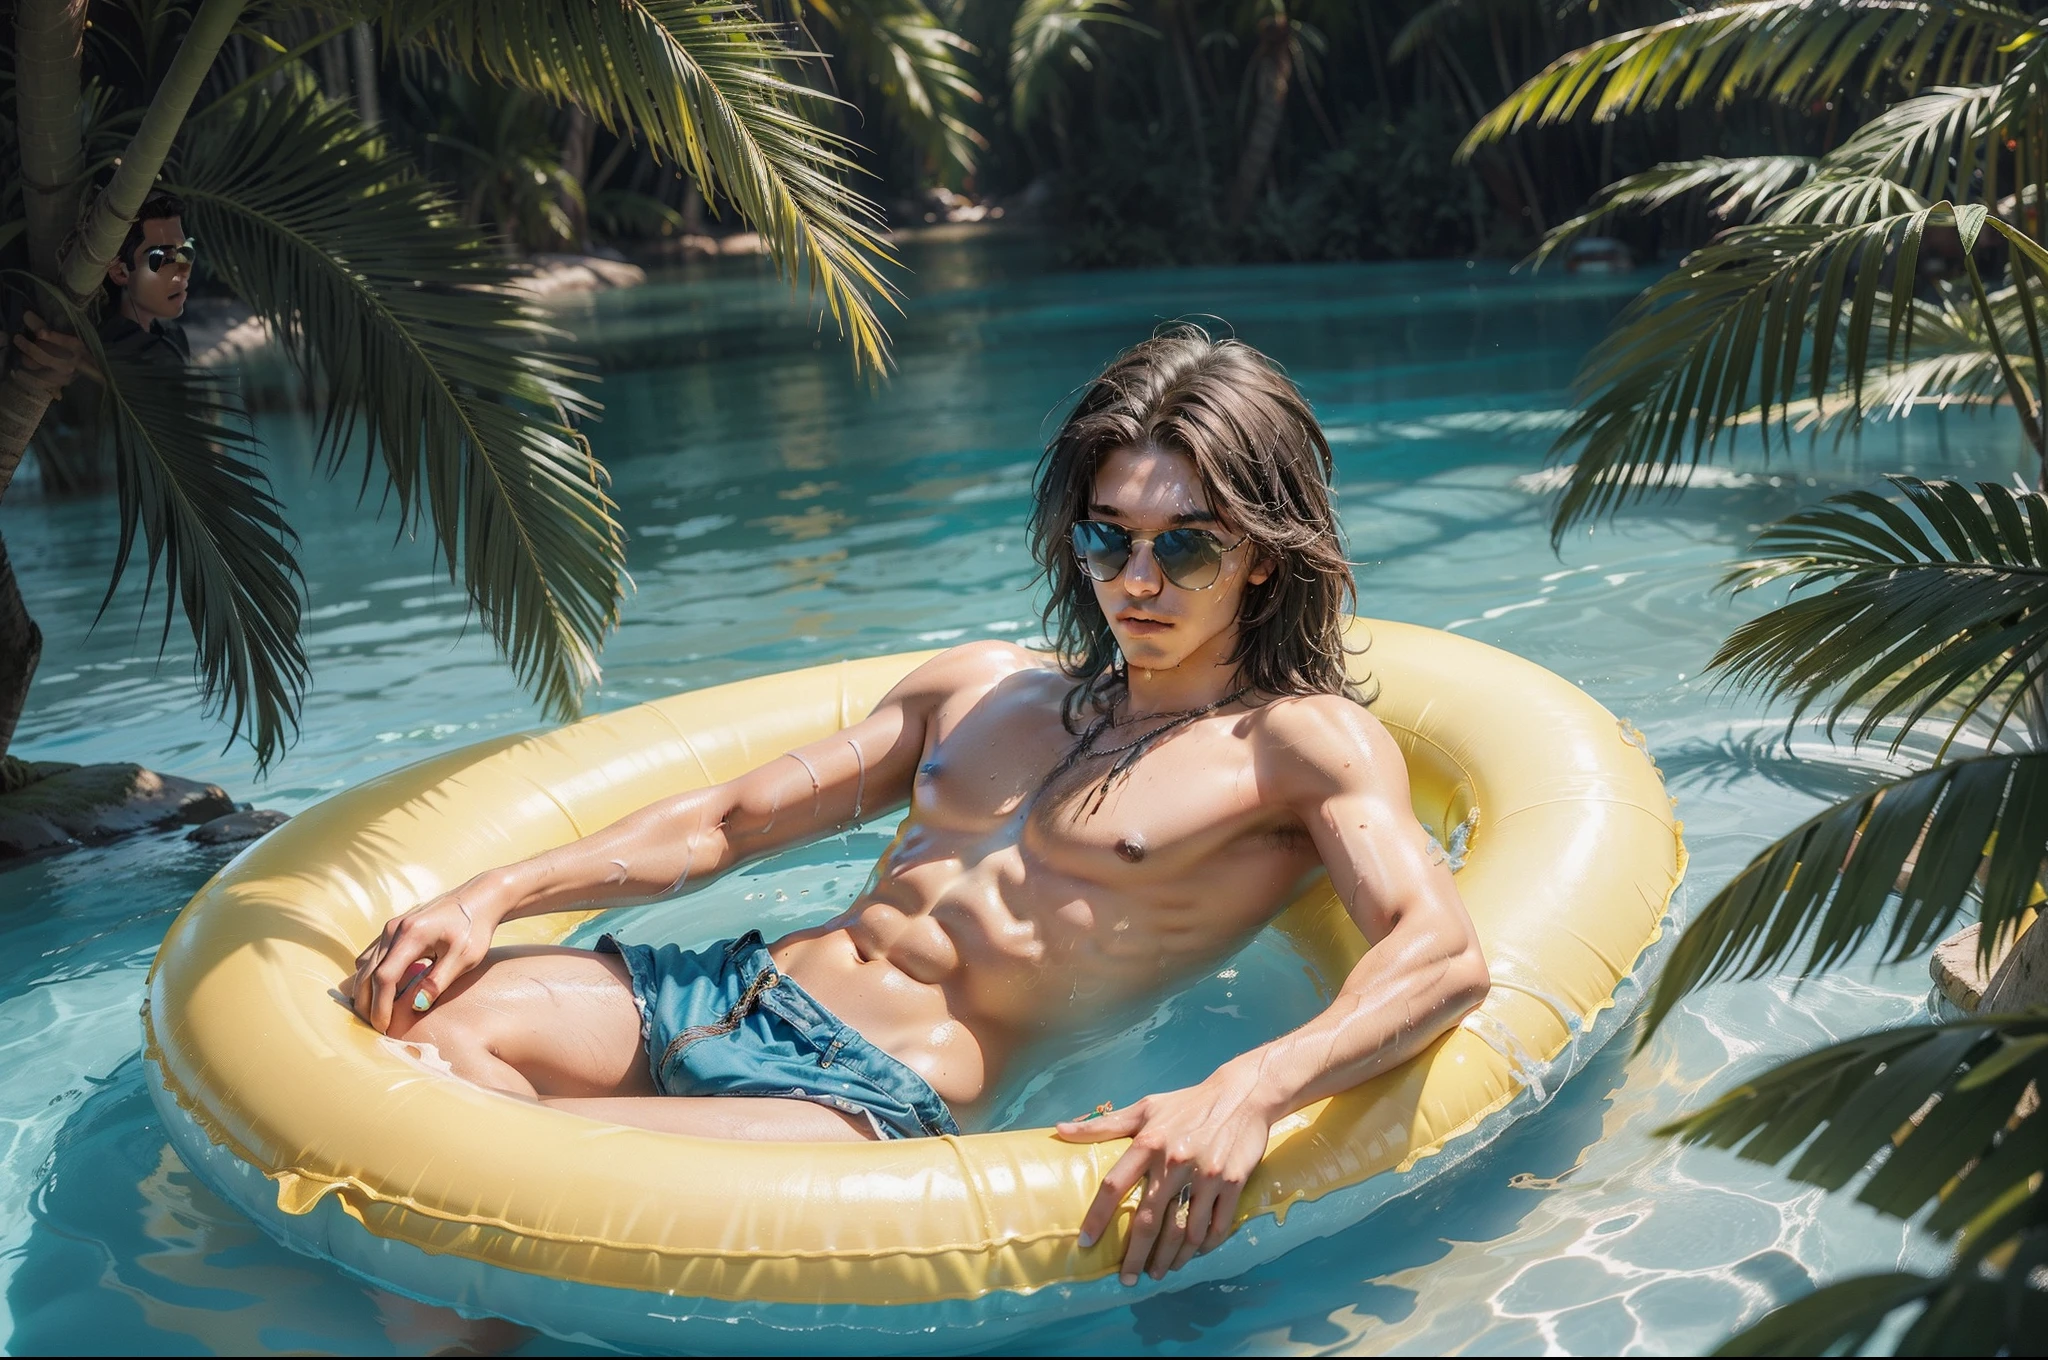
[1070,520,1249,591]
[143,239,197,273]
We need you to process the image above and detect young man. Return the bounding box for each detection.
[100,191,195,365]
[350,328,1490,1286]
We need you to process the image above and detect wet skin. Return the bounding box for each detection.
[350,445,1490,1283]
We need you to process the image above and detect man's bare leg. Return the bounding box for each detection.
[385,945,874,1140]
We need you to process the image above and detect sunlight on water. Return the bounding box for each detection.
[0,237,2019,1354]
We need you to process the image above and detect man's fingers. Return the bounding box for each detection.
[1170,1179,1221,1273]
[1054,1105,1142,1143]
[368,932,431,1032]
[413,948,468,1014]
[1119,1170,1175,1287]
[1077,1144,1148,1248]
[1146,1182,1193,1280]
[1199,1179,1245,1255]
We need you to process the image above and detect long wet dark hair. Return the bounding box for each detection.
[1028,325,1367,799]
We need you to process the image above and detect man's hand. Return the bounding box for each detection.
[9,312,95,393]
[349,876,512,1032]
[1054,1063,1275,1285]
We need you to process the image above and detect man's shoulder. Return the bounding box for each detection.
[894,639,1057,703]
[1245,692,1401,792]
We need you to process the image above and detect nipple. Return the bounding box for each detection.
[1115,834,1147,863]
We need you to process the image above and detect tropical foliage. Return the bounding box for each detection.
[1465,1,2048,1351]
[0,0,901,768]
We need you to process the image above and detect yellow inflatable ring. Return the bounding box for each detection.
[144,620,1684,1348]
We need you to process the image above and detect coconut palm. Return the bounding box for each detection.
[0,0,900,771]
[1464,2,2048,1350]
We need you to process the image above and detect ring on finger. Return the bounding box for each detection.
[1172,1181,1193,1231]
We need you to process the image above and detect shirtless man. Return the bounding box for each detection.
[349,327,1490,1287]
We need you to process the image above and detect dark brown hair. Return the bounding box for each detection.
[1028,323,1366,737]
[103,192,187,305]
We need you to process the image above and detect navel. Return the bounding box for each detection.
[1115,833,1147,863]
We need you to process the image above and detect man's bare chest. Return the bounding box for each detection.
[903,684,1310,883]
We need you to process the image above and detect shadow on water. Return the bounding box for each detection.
[5,1056,594,1357]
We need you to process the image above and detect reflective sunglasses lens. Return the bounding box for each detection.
[1071,522,1130,582]
[146,240,196,272]
[1153,530,1225,589]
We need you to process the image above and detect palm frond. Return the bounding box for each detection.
[1756,172,1932,224]
[809,0,985,176]
[383,0,897,371]
[170,86,623,721]
[1549,206,1945,537]
[1654,1016,2048,1355]
[1711,1271,1954,1357]
[1990,21,2048,129]
[88,330,307,768]
[1527,154,1818,270]
[1641,751,2048,1034]
[1008,0,1151,130]
[1797,85,1999,207]
[1714,477,2048,752]
[1461,0,2028,157]
[1547,201,2048,537]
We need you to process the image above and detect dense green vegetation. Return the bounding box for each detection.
[1469,3,2048,1353]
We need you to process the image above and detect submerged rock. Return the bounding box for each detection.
[0,763,235,858]
[187,808,290,846]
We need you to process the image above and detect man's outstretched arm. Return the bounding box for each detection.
[346,647,994,1032]
[1058,694,1490,1285]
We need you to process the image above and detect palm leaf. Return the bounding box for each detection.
[379,0,898,371]
[1714,477,2048,752]
[806,0,985,176]
[1008,0,1151,130]
[1527,155,1819,271]
[1461,0,2029,158]
[169,86,623,721]
[1549,206,1945,537]
[1546,201,2048,538]
[1787,85,1999,209]
[87,329,307,768]
[1641,752,2048,1035]
[1654,1017,2048,1354]
[1711,1272,1949,1357]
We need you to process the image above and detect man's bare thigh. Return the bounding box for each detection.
[387,945,653,1099]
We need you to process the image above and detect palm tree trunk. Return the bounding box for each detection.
[1167,5,1213,213]
[15,0,88,279]
[0,530,41,761]
[561,105,596,250]
[1226,25,1292,230]
[349,22,380,128]
[0,0,248,497]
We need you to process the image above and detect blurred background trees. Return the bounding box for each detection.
[77,1,1843,274]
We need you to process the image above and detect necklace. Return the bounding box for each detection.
[1075,688,1250,762]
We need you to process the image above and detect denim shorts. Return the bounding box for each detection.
[596,930,959,1141]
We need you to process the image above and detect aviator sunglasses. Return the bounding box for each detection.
[141,239,197,273]
[1070,519,1249,591]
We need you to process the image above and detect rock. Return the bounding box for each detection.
[0,763,235,857]
[187,807,290,846]
[508,253,648,299]
[1982,911,2048,1012]
[1931,911,2047,1011]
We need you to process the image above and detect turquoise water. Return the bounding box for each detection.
[0,237,2010,1354]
